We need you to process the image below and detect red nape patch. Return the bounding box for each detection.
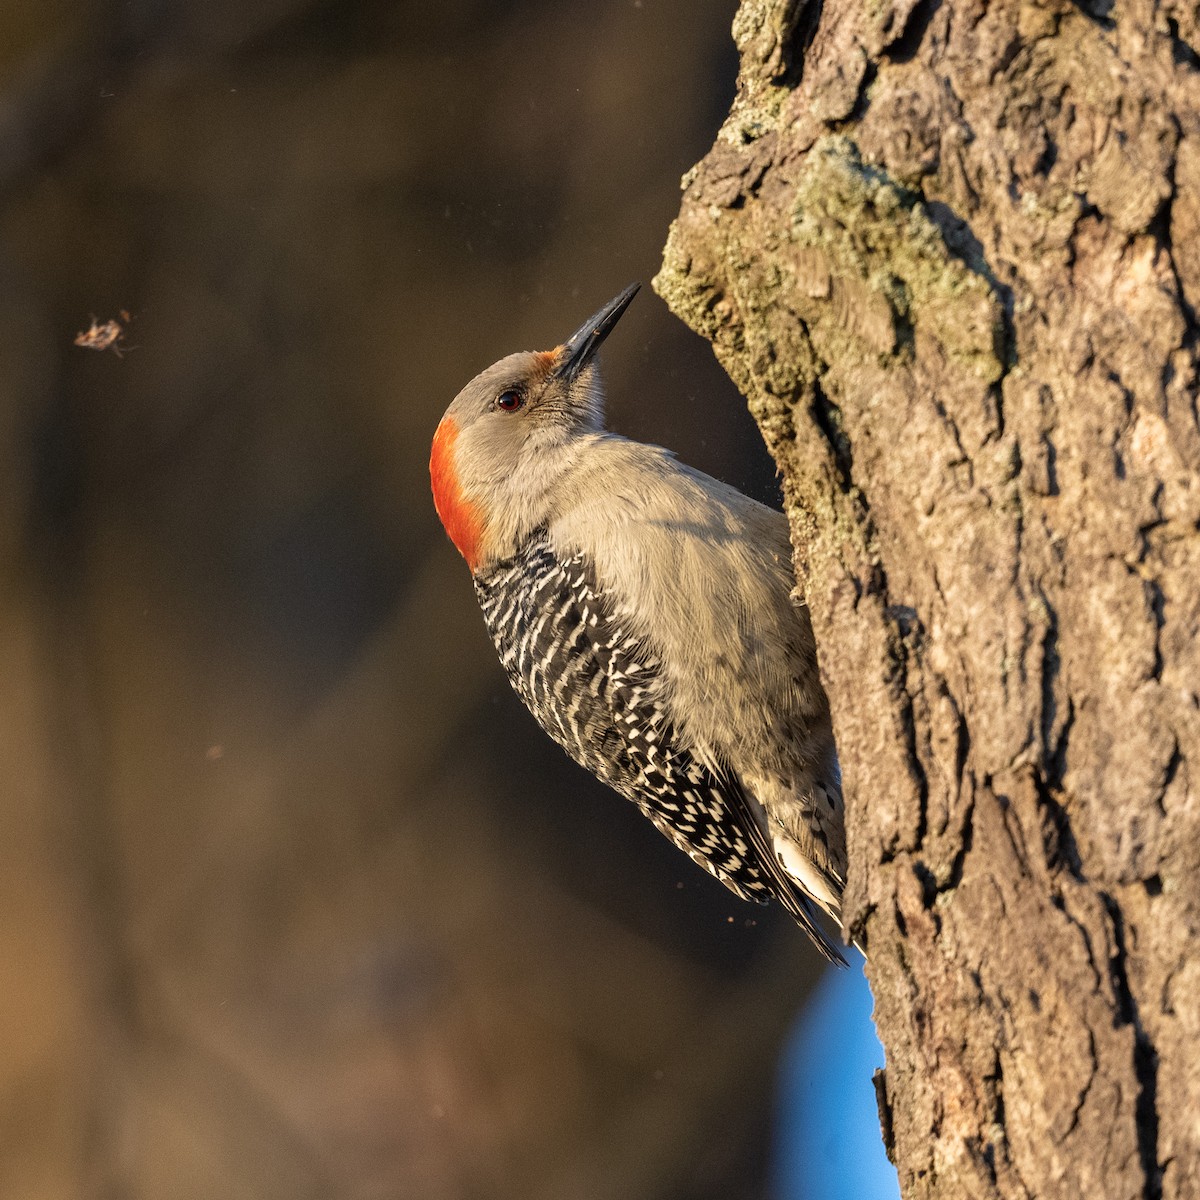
[430,417,484,571]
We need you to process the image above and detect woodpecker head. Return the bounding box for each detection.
[431,283,639,571]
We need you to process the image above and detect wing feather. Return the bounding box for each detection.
[475,530,846,963]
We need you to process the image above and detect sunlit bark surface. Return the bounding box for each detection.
[656,2,1200,1197]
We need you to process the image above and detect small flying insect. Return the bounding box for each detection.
[74,310,132,357]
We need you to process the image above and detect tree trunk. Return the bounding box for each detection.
[654,2,1200,1197]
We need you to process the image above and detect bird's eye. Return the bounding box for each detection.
[496,389,524,412]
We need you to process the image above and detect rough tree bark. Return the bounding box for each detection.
[655,1,1199,1197]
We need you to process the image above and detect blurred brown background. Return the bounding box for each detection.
[0,1,833,1196]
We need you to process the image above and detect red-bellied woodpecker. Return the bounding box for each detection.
[431,284,849,962]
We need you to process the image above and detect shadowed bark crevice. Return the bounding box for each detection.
[1104,894,1163,1200]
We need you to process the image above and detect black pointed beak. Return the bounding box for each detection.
[551,283,640,383]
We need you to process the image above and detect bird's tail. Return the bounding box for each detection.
[778,886,849,967]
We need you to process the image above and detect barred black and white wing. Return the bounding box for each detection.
[474,529,845,964]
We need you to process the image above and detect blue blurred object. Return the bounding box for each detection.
[774,960,900,1200]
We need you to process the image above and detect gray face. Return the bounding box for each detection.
[432,286,639,567]
[440,350,605,501]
